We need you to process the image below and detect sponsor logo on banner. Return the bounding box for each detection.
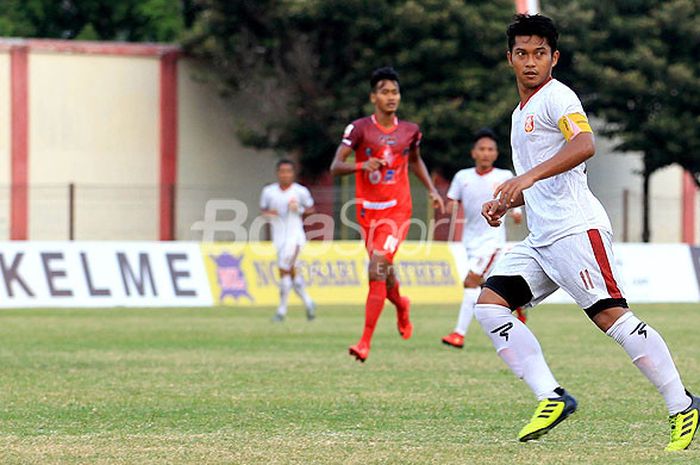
[210,252,254,302]
[201,241,461,306]
[0,242,212,308]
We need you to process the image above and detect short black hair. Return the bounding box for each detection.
[473,128,498,146]
[507,14,558,53]
[370,66,400,92]
[276,158,295,170]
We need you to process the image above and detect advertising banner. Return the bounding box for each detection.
[0,242,212,307]
[543,243,700,304]
[201,241,463,306]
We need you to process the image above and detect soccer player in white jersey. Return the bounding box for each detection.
[260,159,316,322]
[441,129,524,350]
[474,15,698,450]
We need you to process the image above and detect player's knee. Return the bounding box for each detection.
[368,256,389,281]
[480,275,533,310]
[584,298,629,331]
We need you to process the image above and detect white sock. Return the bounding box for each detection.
[277,275,292,316]
[292,274,314,310]
[606,312,690,414]
[454,288,480,336]
[475,304,559,400]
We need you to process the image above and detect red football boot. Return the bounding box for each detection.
[515,307,528,324]
[441,332,464,349]
[349,342,370,362]
[396,296,413,340]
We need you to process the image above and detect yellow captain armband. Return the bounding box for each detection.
[558,113,592,142]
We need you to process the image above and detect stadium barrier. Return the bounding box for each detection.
[0,241,698,308]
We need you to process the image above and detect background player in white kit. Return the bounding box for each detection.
[441,129,523,350]
[260,159,316,322]
[475,14,699,450]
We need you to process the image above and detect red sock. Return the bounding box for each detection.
[386,281,402,307]
[360,280,387,346]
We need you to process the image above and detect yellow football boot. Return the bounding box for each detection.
[519,388,577,442]
[666,391,699,451]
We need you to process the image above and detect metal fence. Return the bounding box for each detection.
[3,182,695,243]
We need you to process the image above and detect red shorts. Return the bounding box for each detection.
[358,206,412,263]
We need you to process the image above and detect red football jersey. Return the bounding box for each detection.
[341,115,422,214]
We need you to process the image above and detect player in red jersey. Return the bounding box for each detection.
[330,67,444,362]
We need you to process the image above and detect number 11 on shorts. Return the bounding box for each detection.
[579,269,595,290]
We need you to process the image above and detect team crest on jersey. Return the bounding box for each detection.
[365,148,372,156]
[369,170,382,185]
[524,114,535,133]
[379,135,397,146]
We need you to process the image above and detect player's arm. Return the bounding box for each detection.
[301,189,315,218]
[330,144,384,176]
[495,120,595,208]
[408,146,445,214]
[260,189,278,217]
[446,199,460,214]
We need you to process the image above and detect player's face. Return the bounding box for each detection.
[370,80,401,114]
[507,35,559,89]
[471,137,498,170]
[276,164,295,187]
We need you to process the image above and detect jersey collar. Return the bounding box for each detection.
[371,114,399,134]
[476,167,494,176]
[519,76,553,110]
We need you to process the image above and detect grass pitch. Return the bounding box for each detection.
[0,304,698,464]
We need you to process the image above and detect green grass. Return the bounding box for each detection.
[0,304,698,464]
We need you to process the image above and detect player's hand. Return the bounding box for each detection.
[493,173,535,208]
[288,199,299,213]
[482,199,508,227]
[363,157,387,172]
[430,190,445,214]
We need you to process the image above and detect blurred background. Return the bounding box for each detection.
[0,0,697,244]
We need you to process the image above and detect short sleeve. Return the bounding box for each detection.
[546,86,585,123]
[411,127,423,149]
[260,187,270,210]
[446,172,462,201]
[341,122,362,149]
[547,86,593,141]
[300,186,314,208]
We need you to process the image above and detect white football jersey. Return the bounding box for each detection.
[511,78,611,247]
[259,182,314,248]
[447,167,517,252]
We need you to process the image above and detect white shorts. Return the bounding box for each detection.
[277,242,302,271]
[466,246,502,277]
[488,229,625,309]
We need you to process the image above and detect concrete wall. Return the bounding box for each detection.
[649,164,683,243]
[176,60,278,240]
[29,52,160,240]
[0,51,10,239]
[586,121,691,244]
[586,124,645,242]
[0,41,694,243]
